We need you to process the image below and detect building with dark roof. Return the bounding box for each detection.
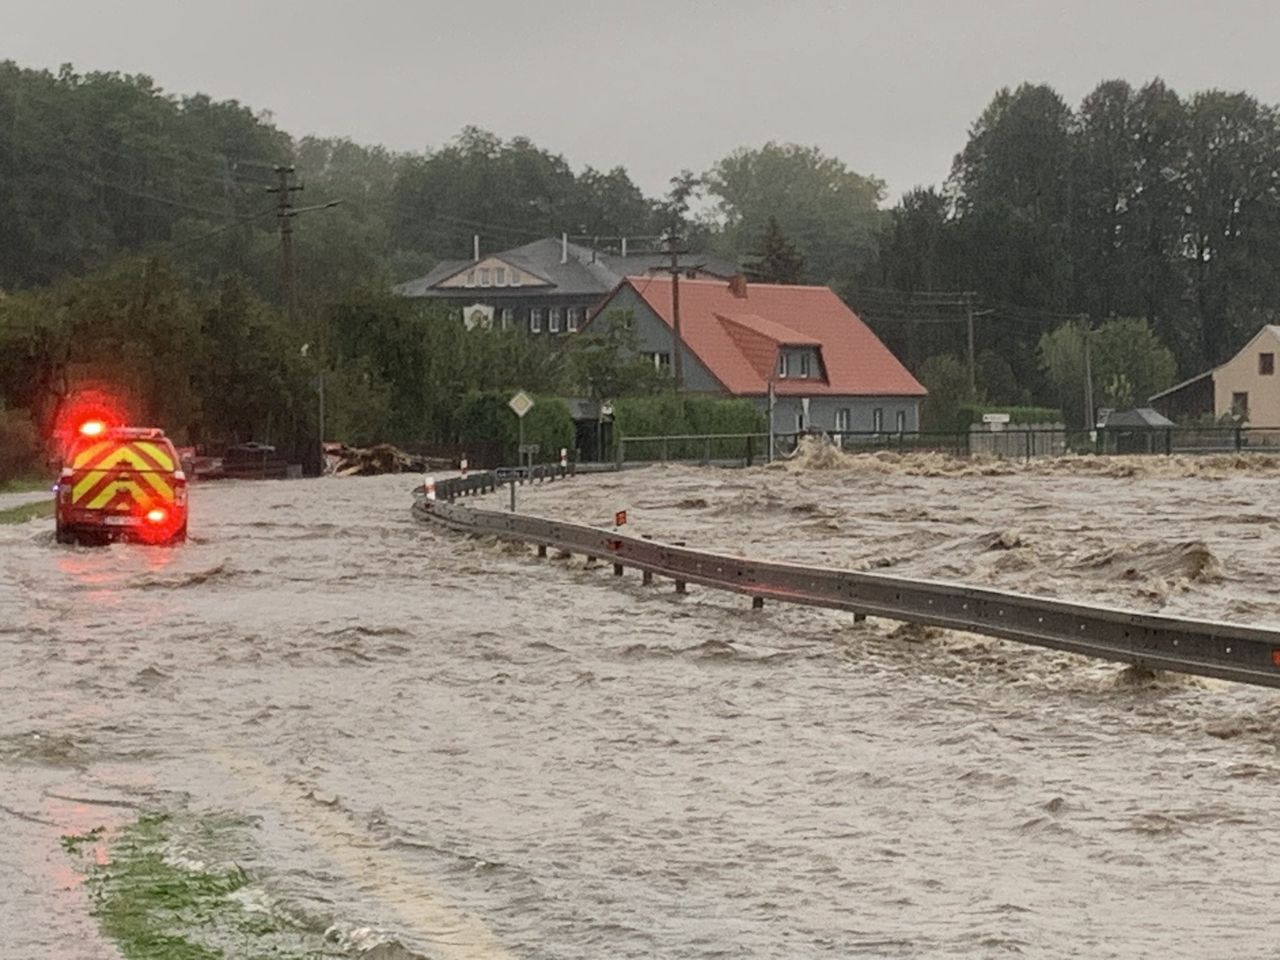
[586,275,927,434]
[392,236,740,338]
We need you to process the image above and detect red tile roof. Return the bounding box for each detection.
[613,276,926,397]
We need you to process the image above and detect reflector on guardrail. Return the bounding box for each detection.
[423,476,436,500]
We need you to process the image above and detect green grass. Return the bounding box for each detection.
[0,474,53,494]
[0,499,53,525]
[65,811,346,959]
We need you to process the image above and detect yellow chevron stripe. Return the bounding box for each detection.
[134,441,174,470]
[136,470,174,500]
[92,447,156,472]
[71,441,113,470]
[87,480,146,510]
[72,469,109,504]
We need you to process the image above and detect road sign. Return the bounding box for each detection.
[614,510,627,527]
[982,413,1011,424]
[508,391,535,418]
[518,443,541,455]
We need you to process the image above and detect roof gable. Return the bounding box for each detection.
[432,255,552,289]
[601,277,925,397]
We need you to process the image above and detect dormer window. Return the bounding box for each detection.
[478,268,491,287]
[494,267,507,287]
[510,270,522,287]
[778,353,789,379]
[799,352,812,379]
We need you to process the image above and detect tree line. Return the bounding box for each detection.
[3,61,1279,458]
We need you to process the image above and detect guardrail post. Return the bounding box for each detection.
[1165,428,1172,456]
[674,579,687,594]
[613,563,624,577]
[1235,426,1244,451]
[642,570,653,585]
[702,437,711,465]
[752,596,764,610]
[660,436,669,462]
[746,433,754,467]
[537,544,547,557]
[615,437,624,471]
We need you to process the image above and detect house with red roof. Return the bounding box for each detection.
[584,275,927,435]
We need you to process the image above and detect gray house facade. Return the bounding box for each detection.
[588,276,927,436]
[392,236,739,341]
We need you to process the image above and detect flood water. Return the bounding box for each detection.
[3,455,1279,958]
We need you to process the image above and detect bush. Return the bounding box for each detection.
[612,395,765,459]
[0,408,44,483]
[452,392,574,464]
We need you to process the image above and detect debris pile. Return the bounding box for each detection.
[329,444,444,476]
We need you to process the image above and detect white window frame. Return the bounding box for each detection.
[494,267,507,287]
[777,352,789,379]
[836,408,850,433]
[795,411,806,432]
[478,268,490,287]
[567,307,581,332]
[530,308,543,333]
[501,307,513,330]
[896,410,907,434]
[549,307,562,333]
[510,270,522,287]
[872,408,884,433]
[799,352,812,379]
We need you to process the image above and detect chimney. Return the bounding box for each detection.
[473,234,480,262]
[561,232,568,265]
[728,274,749,299]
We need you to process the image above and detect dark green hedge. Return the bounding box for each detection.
[453,392,574,463]
[613,395,765,459]
[957,404,1063,428]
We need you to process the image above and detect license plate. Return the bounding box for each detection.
[103,515,140,526]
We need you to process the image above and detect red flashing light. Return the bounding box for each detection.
[79,420,107,438]
[145,508,168,525]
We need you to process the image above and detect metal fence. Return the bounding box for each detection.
[611,425,1280,465]
[414,470,1280,691]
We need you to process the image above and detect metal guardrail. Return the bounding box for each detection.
[413,470,1280,690]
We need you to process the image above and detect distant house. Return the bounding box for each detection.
[392,236,739,338]
[1150,325,1280,423]
[585,275,927,434]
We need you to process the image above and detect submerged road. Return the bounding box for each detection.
[2,468,1279,958]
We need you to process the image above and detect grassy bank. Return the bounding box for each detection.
[64,812,347,959]
[0,499,53,525]
[0,475,52,493]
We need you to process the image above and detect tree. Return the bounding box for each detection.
[560,309,668,400]
[703,142,884,287]
[1038,316,1176,427]
[917,354,979,432]
[746,216,806,283]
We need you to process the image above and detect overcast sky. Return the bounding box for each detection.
[9,0,1280,204]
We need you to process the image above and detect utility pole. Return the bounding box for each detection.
[965,291,977,395]
[1082,318,1095,431]
[266,165,303,322]
[649,235,701,392]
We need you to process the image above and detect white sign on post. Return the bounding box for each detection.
[508,391,535,419]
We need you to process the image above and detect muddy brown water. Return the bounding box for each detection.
[2,460,1279,958]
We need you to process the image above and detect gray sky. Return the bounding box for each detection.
[10,0,1280,204]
